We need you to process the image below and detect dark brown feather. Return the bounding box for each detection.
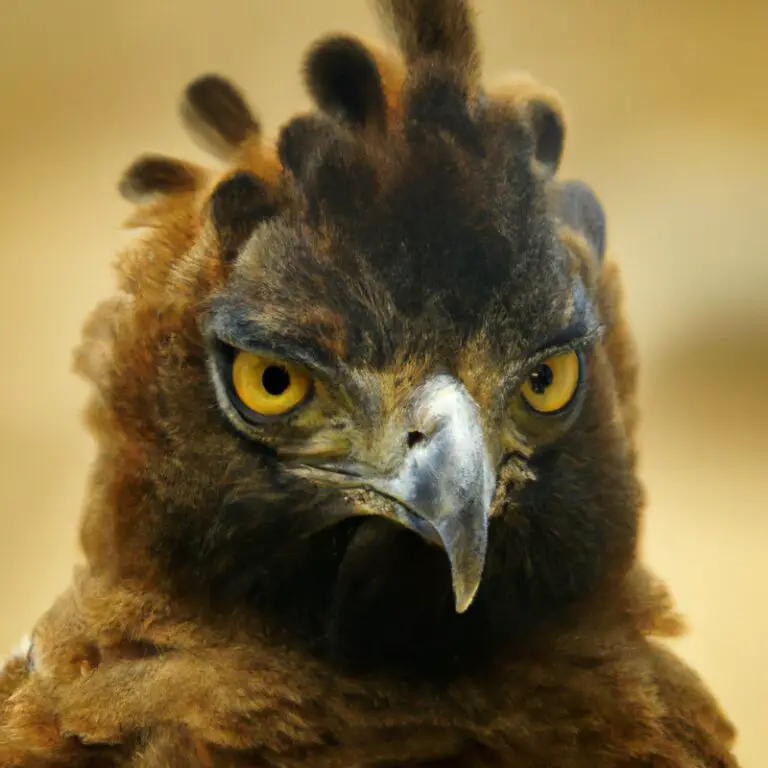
[118,154,203,203]
[181,74,260,159]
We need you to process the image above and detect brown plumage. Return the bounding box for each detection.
[0,1,739,766]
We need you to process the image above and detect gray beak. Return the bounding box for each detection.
[369,375,495,613]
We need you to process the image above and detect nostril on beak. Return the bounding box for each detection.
[406,430,426,449]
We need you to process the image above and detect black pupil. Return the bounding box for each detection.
[262,365,291,396]
[529,363,554,395]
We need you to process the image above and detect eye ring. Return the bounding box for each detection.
[227,349,315,422]
[520,349,582,415]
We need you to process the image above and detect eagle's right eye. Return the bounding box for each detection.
[231,351,314,418]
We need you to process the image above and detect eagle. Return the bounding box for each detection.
[0,1,740,766]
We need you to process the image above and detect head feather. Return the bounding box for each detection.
[303,35,389,133]
[208,171,282,263]
[553,179,607,262]
[180,74,260,160]
[375,0,479,85]
[488,73,568,176]
[118,154,204,203]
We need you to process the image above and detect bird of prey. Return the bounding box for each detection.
[0,1,740,766]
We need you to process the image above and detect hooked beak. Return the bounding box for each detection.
[367,375,495,613]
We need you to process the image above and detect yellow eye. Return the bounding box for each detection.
[231,351,313,417]
[520,350,581,414]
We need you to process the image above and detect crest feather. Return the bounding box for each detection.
[180,74,260,160]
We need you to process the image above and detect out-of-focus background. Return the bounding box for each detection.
[0,1,766,763]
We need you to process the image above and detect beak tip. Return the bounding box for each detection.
[454,591,476,614]
[451,569,483,614]
[434,517,488,615]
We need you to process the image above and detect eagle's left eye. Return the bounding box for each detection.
[520,350,582,414]
[231,351,314,418]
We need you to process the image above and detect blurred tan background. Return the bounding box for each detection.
[1,1,766,764]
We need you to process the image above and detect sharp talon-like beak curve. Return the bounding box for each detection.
[430,509,488,614]
[368,375,495,613]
